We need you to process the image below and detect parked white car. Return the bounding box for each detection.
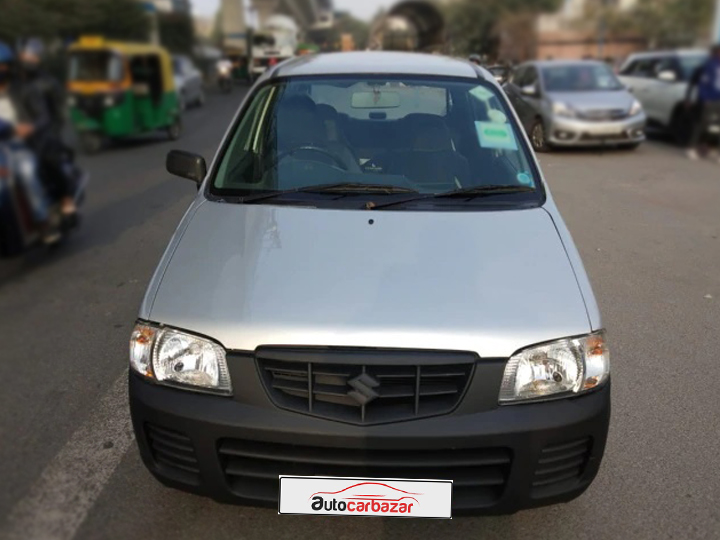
[618,49,707,144]
[172,55,205,110]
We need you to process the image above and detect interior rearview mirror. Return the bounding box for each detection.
[167,150,207,185]
[657,70,677,83]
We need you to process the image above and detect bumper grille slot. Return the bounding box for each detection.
[258,352,475,425]
[218,439,511,509]
[532,437,591,497]
[146,424,200,485]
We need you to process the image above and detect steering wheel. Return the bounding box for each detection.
[274,145,349,171]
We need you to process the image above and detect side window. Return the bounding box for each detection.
[619,60,638,76]
[629,58,658,78]
[524,67,538,87]
[214,85,277,188]
[511,67,527,86]
[654,57,680,79]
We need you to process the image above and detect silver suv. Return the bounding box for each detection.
[129,52,611,515]
[619,49,707,144]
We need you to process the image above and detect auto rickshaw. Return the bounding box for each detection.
[67,37,182,153]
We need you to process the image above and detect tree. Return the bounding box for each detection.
[605,0,714,48]
[334,12,370,50]
[158,12,195,54]
[0,0,150,43]
[445,0,562,58]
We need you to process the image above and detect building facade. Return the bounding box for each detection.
[537,0,643,61]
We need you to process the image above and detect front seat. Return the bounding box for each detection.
[386,114,470,191]
[315,104,361,173]
[274,96,359,172]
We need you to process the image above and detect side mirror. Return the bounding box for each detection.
[166,150,207,185]
[657,70,677,83]
[521,84,539,97]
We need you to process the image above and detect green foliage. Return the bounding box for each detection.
[158,12,195,54]
[334,12,370,50]
[445,0,562,57]
[611,0,714,47]
[0,0,150,43]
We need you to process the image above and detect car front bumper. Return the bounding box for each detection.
[129,373,611,515]
[547,114,646,147]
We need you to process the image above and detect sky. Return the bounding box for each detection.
[192,0,389,21]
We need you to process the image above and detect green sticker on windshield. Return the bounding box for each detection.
[476,121,518,151]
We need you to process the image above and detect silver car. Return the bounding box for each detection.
[172,55,205,110]
[505,60,646,151]
[619,49,707,145]
[129,52,610,516]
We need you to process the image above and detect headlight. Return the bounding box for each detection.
[499,332,609,404]
[629,99,643,116]
[129,323,232,395]
[552,101,576,118]
[103,95,116,108]
[67,96,77,108]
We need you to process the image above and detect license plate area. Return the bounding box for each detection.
[279,476,453,518]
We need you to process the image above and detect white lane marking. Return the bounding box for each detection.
[1,372,134,540]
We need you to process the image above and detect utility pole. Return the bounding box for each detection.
[598,0,609,59]
[714,0,720,44]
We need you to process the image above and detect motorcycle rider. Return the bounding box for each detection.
[0,41,53,238]
[19,38,79,217]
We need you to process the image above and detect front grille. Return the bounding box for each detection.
[579,109,628,121]
[531,437,592,498]
[218,439,511,509]
[145,424,200,485]
[257,350,475,425]
[580,132,629,141]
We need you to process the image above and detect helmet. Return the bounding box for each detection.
[21,38,44,60]
[469,54,482,65]
[0,42,14,64]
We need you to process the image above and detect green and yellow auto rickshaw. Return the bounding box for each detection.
[67,37,182,153]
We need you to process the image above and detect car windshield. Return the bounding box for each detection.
[69,51,124,82]
[542,64,624,92]
[212,76,541,208]
[678,54,707,81]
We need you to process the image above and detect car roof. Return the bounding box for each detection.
[530,60,607,68]
[626,49,707,59]
[273,51,484,80]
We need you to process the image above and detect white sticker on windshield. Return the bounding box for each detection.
[476,122,518,151]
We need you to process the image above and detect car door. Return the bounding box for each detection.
[505,65,536,132]
[646,55,690,127]
[515,65,543,132]
[620,56,662,123]
[187,59,203,102]
[640,55,682,125]
[503,65,527,115]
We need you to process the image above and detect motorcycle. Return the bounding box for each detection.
[217,60,233,93]
[0,120,87,258]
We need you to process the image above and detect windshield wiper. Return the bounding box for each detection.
[370,185,537,210]
[241,183,419,203]
[434,185,536,198]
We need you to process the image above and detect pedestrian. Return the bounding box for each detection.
[685,44,720,161]
[0,41,52,237]
[19,38,79,217]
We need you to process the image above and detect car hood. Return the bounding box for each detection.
[547,90,634,112]
[148,202,592,358]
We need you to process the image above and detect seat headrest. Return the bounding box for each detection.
[276,95,325,148]
[405,115,454,153]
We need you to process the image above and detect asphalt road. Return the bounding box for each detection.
[1,90,719,540]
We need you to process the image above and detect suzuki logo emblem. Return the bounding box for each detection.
[347,373,380,406]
